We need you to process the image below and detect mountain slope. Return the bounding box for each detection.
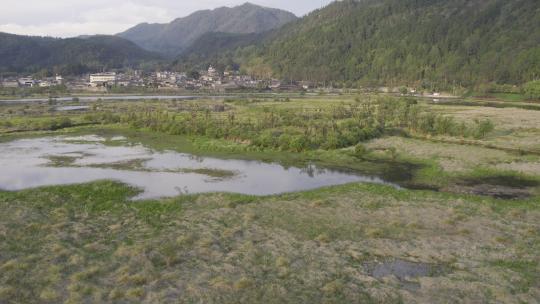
[117,2,297,57]
[0,33,162,75]
[172,32,267,72]
[217,0,540,87]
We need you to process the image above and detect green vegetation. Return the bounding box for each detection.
[0,116,73,132]
[0,85,69,100]
[174,32,265,72]
[523,80,540,100]
[123,96,494,152]
[0,93,539,303]
[2,0,538,90]
[0,33,162,75]
[189,0,540,88]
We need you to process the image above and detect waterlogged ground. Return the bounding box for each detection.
[0,135,391,199]
[0,95,539,303]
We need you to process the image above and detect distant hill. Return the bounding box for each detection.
[117,2,297,57]
[190,0,540,88]
[0,33,162,75]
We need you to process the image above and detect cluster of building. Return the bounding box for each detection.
[1,66,315,92]
[86,67,313,91]
[0,75,64,88]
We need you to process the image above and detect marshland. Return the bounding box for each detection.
[0,92,538,303]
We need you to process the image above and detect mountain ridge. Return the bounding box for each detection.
[117,2,297,57]
[0,32,162,75]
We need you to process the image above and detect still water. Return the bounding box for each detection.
[0,95,203,104]
[0,135,397,199]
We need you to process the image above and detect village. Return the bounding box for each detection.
[0,66,315,93]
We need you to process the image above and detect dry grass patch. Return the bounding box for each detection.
[0,182,538,303]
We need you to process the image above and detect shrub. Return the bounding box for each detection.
[523,80,540,100]
[399,86,409,95]
[434,116,456,135]
[289,135,309,152]
[387,147,398,160]
[473,119,495,139]
[353,144,369,159]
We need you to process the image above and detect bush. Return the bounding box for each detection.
[399,86,409,95]
[473,119,495,139]
[289,135,309,152]
[353,144,369,159]
[120,96,496,152]
[278,133,292,150]
[0,120,13,128]
[434,116,456,135]
[523,80,540,100]
[387,147,398,160]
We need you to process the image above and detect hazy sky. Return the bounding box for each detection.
[0,0,333,38]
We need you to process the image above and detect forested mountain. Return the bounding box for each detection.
[0,33,162,75]
[188,0,540,88]
[3,0,538,87]
[173,32,267,72]
[117,3,297,57]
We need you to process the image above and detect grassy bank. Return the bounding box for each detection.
[0,181,538,303]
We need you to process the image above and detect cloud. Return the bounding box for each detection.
[0,23,134,38]
[0,0,333,37]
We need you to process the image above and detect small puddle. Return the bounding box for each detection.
[0,135,400,200]
[454,185,532,200]
[452,175,539,200]
[365,258,446,291]
[55,105,90,112]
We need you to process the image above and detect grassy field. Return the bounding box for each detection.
[0,182,538,303]
[0,93,539,303]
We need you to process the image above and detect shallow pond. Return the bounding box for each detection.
[364,259,447,292]
[0,95,204,104]
[0,135,398,199]
[55,105,90,111]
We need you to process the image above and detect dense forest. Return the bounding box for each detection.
[2,0,539,89]
[0,33,162,76]
[172,32,267,72]
[181,0,540,88]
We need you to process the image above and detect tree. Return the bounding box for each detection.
[187,70,200,80]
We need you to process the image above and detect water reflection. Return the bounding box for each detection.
[0,135,399,200]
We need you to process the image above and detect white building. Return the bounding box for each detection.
[18,77,35,87]
[39,81,52,88]
[156,71,174,80]
[208,66,218,77]
[1,80,19,88]
[90,72,117,87]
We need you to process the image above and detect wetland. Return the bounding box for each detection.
[0,93,538,303]
[0,134,392,199]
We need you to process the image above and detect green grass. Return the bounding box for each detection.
[492,93,526,102]
[470,92,528,102]
[489,260,539,294]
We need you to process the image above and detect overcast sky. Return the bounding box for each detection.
[0,0,333,38]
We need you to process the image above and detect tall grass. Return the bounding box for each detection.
[121,97,494,152]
